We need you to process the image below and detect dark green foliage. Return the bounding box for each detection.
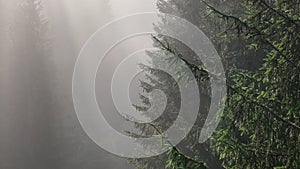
[131,0,299,169]
[207,0,300,168]
[166,147,208,169]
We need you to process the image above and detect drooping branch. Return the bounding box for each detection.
[256,0,299,27]
[203,1,297,68]
[148,123,208,168]
[153,35,300,131]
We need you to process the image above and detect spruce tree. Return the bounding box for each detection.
[131,0,299,168]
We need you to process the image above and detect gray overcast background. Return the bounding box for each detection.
[0,0,157,168]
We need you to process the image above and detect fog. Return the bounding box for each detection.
[0,0,295,169]
[0,0,157,168]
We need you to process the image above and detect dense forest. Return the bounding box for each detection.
[130,0,299,169]
[0,0,299,169]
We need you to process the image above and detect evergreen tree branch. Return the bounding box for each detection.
[152,35,300,131]
[256,0,299,27]
[148,123,208,168]
[203,1,297,68]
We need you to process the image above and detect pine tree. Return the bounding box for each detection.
[207,0,300,168]
[130,0,257,169]
[131,0,299,168]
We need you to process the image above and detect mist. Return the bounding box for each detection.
[0,0,156,168]
[1,0,296,169]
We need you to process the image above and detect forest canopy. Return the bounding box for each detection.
[130,0,300,169]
